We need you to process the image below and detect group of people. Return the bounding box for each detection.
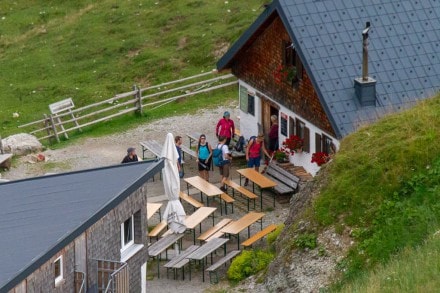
[121,110,280,192]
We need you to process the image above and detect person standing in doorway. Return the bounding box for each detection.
[215,111,235,146]
[268,115,279,154]
[175,136,184,178]
[196,134,212,182]
[245,133,271,186]
[217,135,232,192]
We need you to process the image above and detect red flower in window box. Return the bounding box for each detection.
[282,135,304,153]
[273,64,297,85]
[311,152,330,166]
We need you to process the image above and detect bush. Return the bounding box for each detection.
[267,223,285,249]
[294,233,317,250]
[227,249,274,282]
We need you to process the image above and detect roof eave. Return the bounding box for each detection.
[216,1,278,71]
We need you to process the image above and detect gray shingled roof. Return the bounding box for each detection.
[217,0,440,138]
[0,160,163,292]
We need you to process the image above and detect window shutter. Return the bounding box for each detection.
[315,133,322,153]
[289,117,295,136]
[303,127,310,153]
[295,118,301,136]
[296,54,303,80]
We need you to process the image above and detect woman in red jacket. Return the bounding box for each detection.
[215,111,235,146]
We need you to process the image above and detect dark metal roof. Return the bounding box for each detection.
[0,160,164,292]
[217,0,440,138]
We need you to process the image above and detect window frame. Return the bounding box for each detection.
[322,134,333,154]
[247,93,255,116]
[121,215,135,252]
[54,255,63,286]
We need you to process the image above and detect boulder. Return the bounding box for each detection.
[1,133,43,156]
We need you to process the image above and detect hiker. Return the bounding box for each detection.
[196,134,212,181]
[175,135,184,178]
[268,115,279,153]
[216,135,232,192]
[121,147,139,163]
[245,133,271,185]
[215,111,235,146]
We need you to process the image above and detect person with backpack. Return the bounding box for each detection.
[213,135,232,192]
[215,111,235,146]
[245,133,271,186]
[196,134,212,182]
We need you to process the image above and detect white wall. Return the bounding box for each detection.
[239,80,340,176]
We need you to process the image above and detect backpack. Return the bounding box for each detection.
[213,144,225,167]
[234,136,245,152]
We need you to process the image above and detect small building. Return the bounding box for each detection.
[0,160,163,293]
[217,0,440,175]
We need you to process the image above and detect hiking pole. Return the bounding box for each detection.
[261,154,274,174]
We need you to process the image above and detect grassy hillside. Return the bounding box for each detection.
[0,0,265,136]
[305,95,440,289]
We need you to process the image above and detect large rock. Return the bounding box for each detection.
[2,133,43,156]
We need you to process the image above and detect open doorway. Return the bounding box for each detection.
[261,98,279,141]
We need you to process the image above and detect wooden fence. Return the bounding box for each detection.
[18,71,237,143]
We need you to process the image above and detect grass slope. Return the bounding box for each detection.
[0,0,265,136]
[306,96,440,289]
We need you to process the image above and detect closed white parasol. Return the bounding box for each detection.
[161,133,186,233]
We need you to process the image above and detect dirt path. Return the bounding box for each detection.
[5,106,237,180]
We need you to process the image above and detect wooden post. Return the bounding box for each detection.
[0,135,3,154]
[69,109,82,132]
[49,114,60,143]
[55,115,69,139]
[43,114,54,145]
[133,85,142,115]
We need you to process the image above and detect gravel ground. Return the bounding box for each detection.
[2,103,291,292]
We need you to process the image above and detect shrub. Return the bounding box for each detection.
[227,250,274,282]
[294,233,317,250]
[267,223,285,249]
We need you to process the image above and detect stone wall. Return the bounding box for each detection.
[86,184,148,291]
[232,15,335,136]
[24,243,75,293]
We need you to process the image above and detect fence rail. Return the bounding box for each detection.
[18,71,237,143]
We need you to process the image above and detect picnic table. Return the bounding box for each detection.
[236,168,277,210]
[186,237,229,282]
[0,154,12,170]
[139,140,163,160]
[184,206,217,243]
[184,176,223,207]
[148,233,185,278]
[221,212,265,249]
[147,202,162,221]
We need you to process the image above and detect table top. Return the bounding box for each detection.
[146,203,162,220]
[221,212,265,235]
[236,168,277,188]
[184,176,223,197]
[186,237,229,260]
[184,207,217,229]
[148,233,185,257]
[139,140,163,156]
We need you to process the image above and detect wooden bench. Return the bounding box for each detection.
[180,144,197,161]
[198,218,232,242]
[0,154,12,170]
[264,162,300,194]
[224,179,258,211]
[164,245,200,280]
[179,191,204,211]
[187,132,201,149]
[220,193,234,215]
[241,224,278,248]
[148,220,167,241]
[206,250,241,284]
[139,140,163,160]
